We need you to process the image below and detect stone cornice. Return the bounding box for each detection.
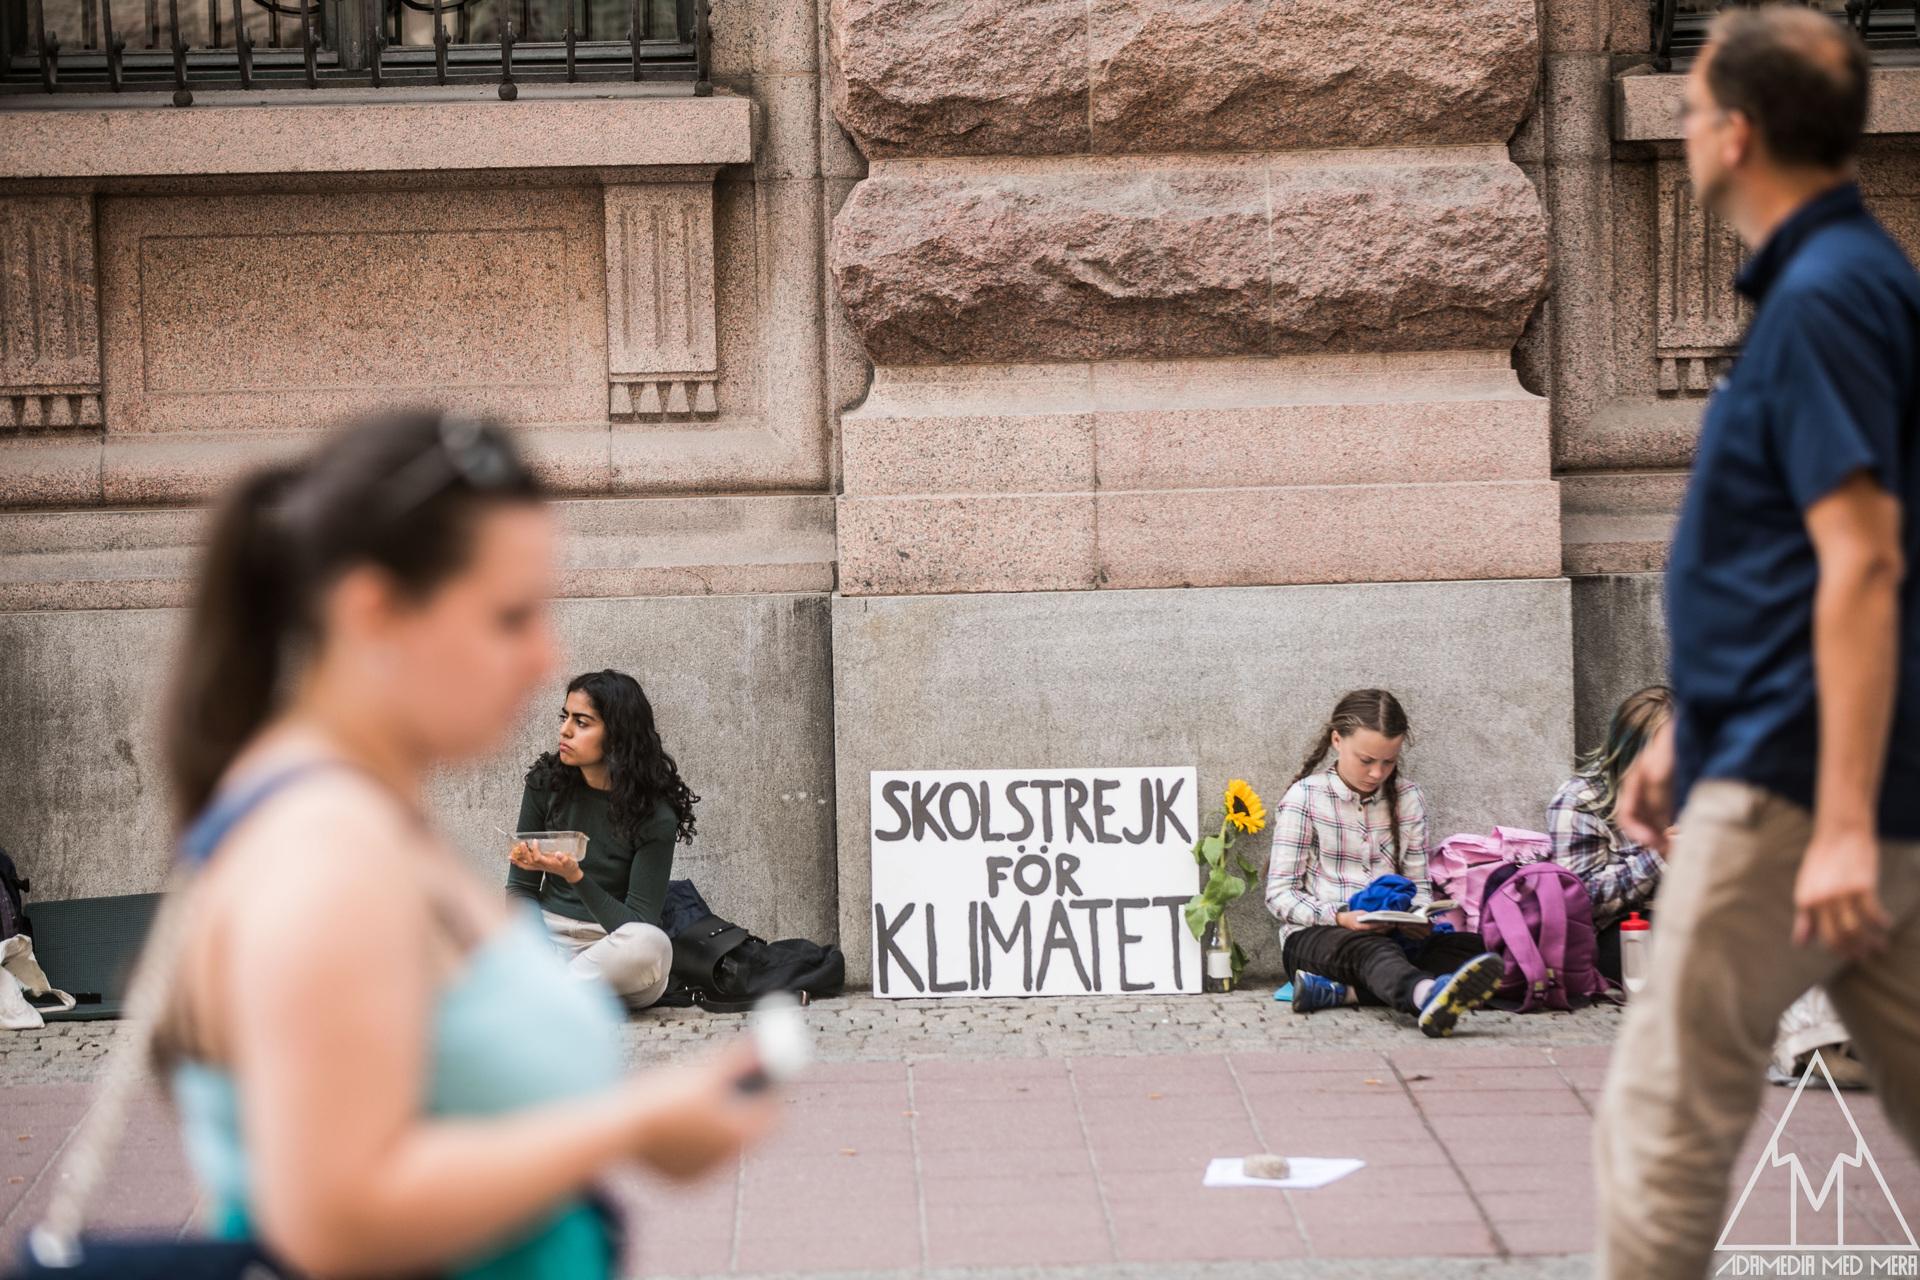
[0,86,753,180]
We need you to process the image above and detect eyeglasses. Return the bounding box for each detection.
[380,415,522,520]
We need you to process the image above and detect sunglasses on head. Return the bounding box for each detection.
[381,415,523,520]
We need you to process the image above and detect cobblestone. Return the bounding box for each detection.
[0,994,1625,1085]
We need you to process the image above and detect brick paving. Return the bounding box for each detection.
[3,994,1915,1277]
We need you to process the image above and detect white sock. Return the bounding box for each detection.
[1412,977,1436,1007]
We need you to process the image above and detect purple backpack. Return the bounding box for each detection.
[1477,862,1614,1012]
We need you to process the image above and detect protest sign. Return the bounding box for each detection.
[869,767,1202,997]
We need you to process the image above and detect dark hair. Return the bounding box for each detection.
[1290,688,1414,856]
[525,670,701,846]
[1576,685,1674,825]
[163,412,541,824]
[1706,6,1869,170]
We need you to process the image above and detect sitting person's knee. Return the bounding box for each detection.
[608,922,671,972]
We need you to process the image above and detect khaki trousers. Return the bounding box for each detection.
[541,909,673,1010]
[1593,782,1920,1278]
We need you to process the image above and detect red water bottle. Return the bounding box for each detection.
[1620,912,1652,995]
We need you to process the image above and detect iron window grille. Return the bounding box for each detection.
[1652,0,1917,70]
[1,0,710,100]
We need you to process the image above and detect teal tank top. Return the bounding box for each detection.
[172,909,625,1279]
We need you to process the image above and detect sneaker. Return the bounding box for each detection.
[1291,970,1350,1014]
[1417,952,1504,1039]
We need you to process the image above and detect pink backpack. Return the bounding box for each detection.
[1477,862,1614,1013]
[1428,827,1552,930]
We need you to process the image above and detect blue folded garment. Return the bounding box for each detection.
[1347,874,1417,913]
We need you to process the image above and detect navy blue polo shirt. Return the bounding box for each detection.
[1667,182,1920,838]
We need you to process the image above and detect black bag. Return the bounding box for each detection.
[0,847,30,942]
[659,911,845,1014]
[11,1236,295,1279]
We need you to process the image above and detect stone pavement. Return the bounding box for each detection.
[3,993,1916,1278]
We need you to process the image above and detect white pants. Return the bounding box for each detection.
[541,910,673,1010]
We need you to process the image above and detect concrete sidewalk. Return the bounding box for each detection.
[3,995,1916,1277]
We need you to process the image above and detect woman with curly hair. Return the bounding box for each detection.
[507,669,699,1010]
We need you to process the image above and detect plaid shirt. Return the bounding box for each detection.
[1264,766,1431,944]
[1546,775,1663,929]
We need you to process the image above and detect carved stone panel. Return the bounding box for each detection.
[98,188,608,433]
[604,182,719,422]
[0,196,102,431]
[1655,158,1748,396]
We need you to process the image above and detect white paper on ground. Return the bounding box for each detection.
[1203,1156,1365,1190]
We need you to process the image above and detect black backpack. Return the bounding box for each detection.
[657,881,845,1014]
[0,847,30,942]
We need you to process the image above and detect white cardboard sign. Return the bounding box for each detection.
[868,767,1202,998]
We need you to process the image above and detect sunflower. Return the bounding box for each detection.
[1223,778,1266,835]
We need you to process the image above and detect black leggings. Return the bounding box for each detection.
[1282,926,1488,1013]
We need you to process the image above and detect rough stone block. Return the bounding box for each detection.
[827,0,1536,158]
[832,580,1577,982]
[827,0,1091,158]
[1265,161,1550,354]
[832,166,1271,364]
[830,155,1547,365]
[1087,0,1538,154]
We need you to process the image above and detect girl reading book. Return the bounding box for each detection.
[1264,689,1505,1037]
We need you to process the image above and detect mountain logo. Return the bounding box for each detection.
[1717,1051,1917,1253]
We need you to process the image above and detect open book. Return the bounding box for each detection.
[1354,899,1457,926]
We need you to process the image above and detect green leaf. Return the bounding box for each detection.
[1230,942,1249,977]
[1220,873,1247,901]
[1183,895,1214,940]
[1199,835,1226,869]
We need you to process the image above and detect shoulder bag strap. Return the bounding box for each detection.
[28,763,333,1266]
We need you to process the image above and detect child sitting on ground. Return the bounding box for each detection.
[1264,689,1505,1038]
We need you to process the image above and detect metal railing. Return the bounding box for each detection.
[1652,0,1917,70]
[1,0,709,99]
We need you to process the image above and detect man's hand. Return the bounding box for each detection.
[1334,910,1392,933]
[1793,829,1891,959]
[1617,718,1678,855]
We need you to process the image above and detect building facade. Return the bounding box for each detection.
[2,0,1916,979]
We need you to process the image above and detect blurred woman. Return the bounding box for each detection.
[508,669,695,1009]
[155,412,773,1278]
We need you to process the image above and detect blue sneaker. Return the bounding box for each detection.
[1291,970,1350,1014]
[1417,952,1504,1038]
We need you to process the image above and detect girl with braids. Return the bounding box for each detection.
[508,669,696,1010]
[1264,689,1505,1037]
[154,412,773,1278]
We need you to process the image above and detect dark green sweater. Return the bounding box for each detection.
[505,780,678,931]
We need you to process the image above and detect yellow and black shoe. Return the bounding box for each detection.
[1416,952,1504,1039]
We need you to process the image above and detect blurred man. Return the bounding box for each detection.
[1595,7,1920,1276]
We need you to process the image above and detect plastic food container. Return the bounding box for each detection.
[511,830,590,861]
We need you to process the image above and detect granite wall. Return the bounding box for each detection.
[823,0,1561,598]
[9,0,1918,984]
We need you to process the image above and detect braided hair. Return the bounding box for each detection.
[1289,688,1414,856]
